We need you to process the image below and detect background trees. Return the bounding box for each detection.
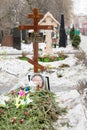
[0,0,73,34]
[0,0,26,34]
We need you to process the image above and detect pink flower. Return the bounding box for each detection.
[18,90,25,97]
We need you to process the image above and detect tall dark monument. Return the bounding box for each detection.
[59,14,67,47]
[13,27,21,50]
[0,30,3,43]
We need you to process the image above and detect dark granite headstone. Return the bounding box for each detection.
[13,27,21,50]
[59,14,67,47]
[22,30,27,43]
[0,30,3,43]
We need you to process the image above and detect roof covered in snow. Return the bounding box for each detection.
[39,12,60,27]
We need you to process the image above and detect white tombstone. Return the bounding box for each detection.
[39,12,60,55]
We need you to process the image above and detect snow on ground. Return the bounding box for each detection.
[54,90,87,130]
[0,38,87,130]
[80,34,87,55]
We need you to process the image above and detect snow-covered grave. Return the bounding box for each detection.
[0,41,87,130]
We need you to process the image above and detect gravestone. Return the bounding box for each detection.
[0,30,3,43]
[59,14,67,47]
[1,35,13,47]
[13,27,21,50]
[21,30,27,43]
[39,12,60,54]
[1,27,14,47]
[19,8,53,73]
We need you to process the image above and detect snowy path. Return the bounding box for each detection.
[80,35,87,55]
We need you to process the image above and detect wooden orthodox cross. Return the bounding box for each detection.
[19,8,53,73]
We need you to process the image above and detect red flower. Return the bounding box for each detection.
[20,119,24,124]
[24,111,29,116]
[11,117,17,124]
[10,90,15,95]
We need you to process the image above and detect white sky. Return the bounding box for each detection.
[72,0,87,14]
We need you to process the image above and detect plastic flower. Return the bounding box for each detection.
[15,90,33,108]
[24,86,30,93]
[15,95,21,108]
[26,94,33,104]
[20,99,26,106]
[18,90,25,97]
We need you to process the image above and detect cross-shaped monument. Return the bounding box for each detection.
[19,8,53,73]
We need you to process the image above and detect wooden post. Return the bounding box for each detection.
[19,8,53,73]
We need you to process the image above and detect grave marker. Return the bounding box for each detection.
[19,8,53,73]
[13,27,21,50]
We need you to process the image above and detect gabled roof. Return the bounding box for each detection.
[39,12,60,25]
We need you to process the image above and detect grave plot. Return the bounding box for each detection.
[0,8,87,130]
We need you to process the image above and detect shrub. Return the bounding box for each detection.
[19,56,28,61]
[72,34,81,48]
[70,26,75,40]
[75,50,87,66]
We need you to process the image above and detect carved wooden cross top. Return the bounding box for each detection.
[19,8,53,73]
